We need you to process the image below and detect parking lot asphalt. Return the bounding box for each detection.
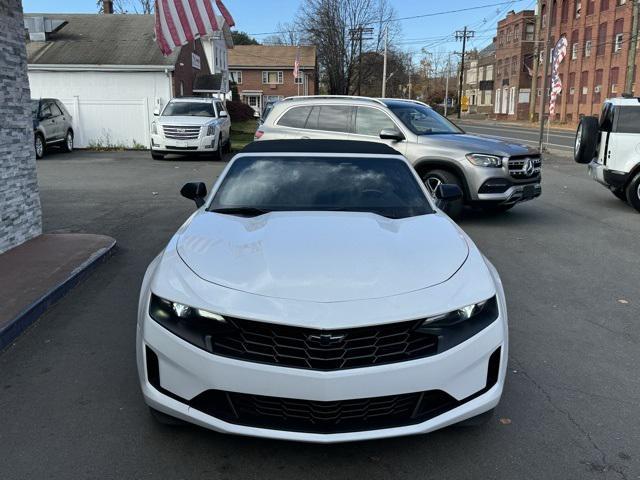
[1,149,639,480]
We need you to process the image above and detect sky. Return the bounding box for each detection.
[23,0,538,63]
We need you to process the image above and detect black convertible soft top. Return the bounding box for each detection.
[240,139,400,156]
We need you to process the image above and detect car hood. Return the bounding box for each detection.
[417,133,538,156]
[157,115,214,126]
[176,211,469,303]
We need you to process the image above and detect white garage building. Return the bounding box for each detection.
[25,14,213,149]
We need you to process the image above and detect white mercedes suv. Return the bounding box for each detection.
[150,97,231,160]
[137,140,508,442]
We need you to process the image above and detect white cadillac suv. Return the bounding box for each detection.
[137,139,508,442]
[150,97,231,160]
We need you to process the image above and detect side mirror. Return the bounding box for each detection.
[153,107,160,116]
[435,184,463,201]
[218,110,228,118]
[180,182,207,208]
[379,128,405,142]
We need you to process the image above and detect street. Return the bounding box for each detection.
[456,120,576,156]
[1,149,639,480]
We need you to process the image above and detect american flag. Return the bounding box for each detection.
[549,37,568,117]
[154,0,234,56]
[293,47,301,80]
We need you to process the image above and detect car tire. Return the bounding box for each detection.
[151,151,165,160]
[422,169,464,219]
[574,116,599,164]
[625,172,640,213]
[455,408,495,427]
[213,135,223,161]
[149,407,186,426]
[34,133,45,159]
[61,129,74,152]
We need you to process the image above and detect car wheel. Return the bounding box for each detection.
[62,129,74,152]
[611,188,627,202]
[422,169,464,219]
[625,172,640,213]
[213,135,223,161]
[149,407,186,426]
[34,133,45,159]
[455,408,495,427]
[574,116,599,164]
[151,152,165,160]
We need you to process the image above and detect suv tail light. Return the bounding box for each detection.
[254,130,264,139]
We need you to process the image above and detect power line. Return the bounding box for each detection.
[246,0,528,37]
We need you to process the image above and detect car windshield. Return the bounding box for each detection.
[162,102,214,117]
[387,103,463,135]
[31,100,39,119]
[209,156,433,219]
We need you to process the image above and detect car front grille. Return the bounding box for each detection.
[209,317,439,371]
[508,155,542,179]
[152,346,502,434]
[162,125,201,140]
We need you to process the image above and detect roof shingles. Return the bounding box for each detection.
[228,45,316,69]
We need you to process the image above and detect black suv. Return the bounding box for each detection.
[31,98,74,159]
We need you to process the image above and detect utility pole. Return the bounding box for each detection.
[538,12,553,151]
[625,0,639,94]
[455,27,474,119]
[444,52,451,117]
[349,26,374,96]
[382,26,388,97]
[529,6,542,122]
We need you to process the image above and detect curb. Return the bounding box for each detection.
[0,239,117,351]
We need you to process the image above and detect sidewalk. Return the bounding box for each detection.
[0,233,116,350]
[450,115,577,133]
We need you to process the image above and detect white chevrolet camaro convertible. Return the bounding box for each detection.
[137,139,508,443]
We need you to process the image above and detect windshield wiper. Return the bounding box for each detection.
[209,206,271,217]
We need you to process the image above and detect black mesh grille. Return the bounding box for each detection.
[209,317,438,371]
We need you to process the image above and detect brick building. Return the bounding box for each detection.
[1,0,42,253]
[535,0,639,124]
[494,10,537,120]
[228,45,317,114]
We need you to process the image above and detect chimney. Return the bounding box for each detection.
[103,0,114,14]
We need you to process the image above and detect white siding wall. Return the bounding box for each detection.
[27,70,172,148]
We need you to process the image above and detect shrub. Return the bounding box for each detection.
[226,100,256,122]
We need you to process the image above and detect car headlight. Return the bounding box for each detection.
[206,124,216,136]
[149,294,232,349]
[466,153,503,167]
[151,122,158,135]
[421,298,493,328]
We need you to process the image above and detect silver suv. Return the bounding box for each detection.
[256,96,541,216]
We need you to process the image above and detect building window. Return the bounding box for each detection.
[611,67,619,93]
[512,55,518,75]
[580,71,589,103]
[507,28,512,43]
[600,0,609,10]
[230,71,242,84]
[525,23,535,41]
[572,43,578,59]
[594,69,603,102]
[514,26,520,42]
[587,0,595,15]
[575,1,582,18]
[496,59,502,77]
[294,75,304,84]
[585,40,592,57]
[618,0,627,5]
[614,19,624,53]
[561,0,569,22]
[614,33,624,53]
[262,71,283,84]
[568,71,576,104]
[597,23,607,56]
[486,65,494,80]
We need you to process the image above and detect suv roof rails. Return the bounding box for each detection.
[378,97,432,108]
[282,95,387,106]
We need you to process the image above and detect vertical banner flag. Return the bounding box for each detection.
[293,46,300,80]
[155,0,234,56]
[549,36,568,117]
[215,0,235,27]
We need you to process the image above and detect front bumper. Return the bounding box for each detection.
[475,179,541,205]
[150,133,217,153]
[137,308,507,442]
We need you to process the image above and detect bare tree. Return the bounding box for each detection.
[297,0,398,95]
[96,0,153,14]
[262,22,305,46]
